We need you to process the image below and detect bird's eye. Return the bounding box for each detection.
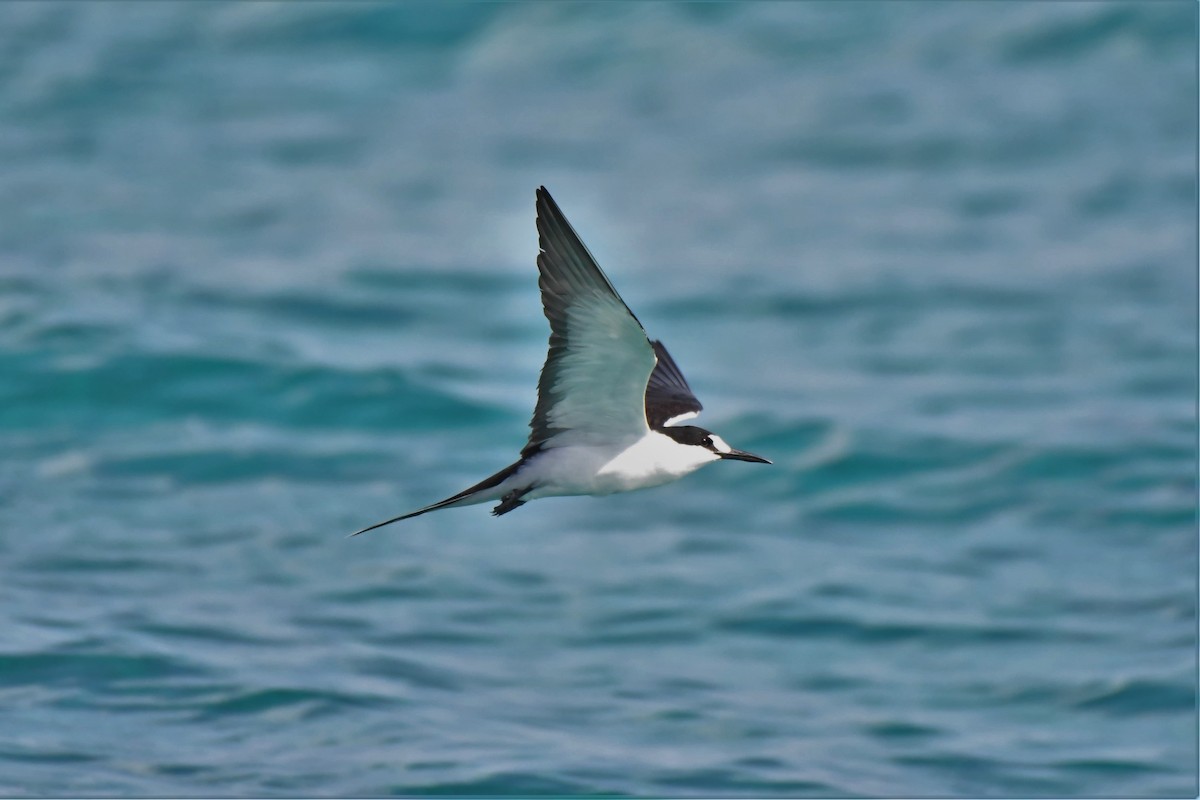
[702,437,713,448]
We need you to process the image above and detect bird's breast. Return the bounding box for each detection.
[526,432,716,498]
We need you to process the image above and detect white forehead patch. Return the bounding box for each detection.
[709,434,733,454]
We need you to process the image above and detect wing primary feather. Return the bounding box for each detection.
[526,187,657,453]
[534,187,642,324]
[645,340,704,429]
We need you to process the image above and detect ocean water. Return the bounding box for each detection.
[0,2,1196,797]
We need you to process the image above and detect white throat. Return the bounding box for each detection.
[594,430,719,490]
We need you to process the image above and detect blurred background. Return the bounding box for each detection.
[0,2,1195,796]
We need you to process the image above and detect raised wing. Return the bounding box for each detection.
[645,340,703,428]
[526,187,657,454]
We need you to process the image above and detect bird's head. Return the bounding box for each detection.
[658,425,771,465]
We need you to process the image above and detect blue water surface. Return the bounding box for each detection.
[0,2,1196,797]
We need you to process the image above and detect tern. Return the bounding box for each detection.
[354,187,769,535]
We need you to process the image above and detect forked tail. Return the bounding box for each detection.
[351,459,526,535]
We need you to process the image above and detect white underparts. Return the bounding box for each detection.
[510,431,720,500]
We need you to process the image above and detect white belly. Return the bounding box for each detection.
[518,432,718,499]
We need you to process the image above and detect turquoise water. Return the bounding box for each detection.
[1,2,1196,796]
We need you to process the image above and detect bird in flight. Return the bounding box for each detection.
[354,187,769,534]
